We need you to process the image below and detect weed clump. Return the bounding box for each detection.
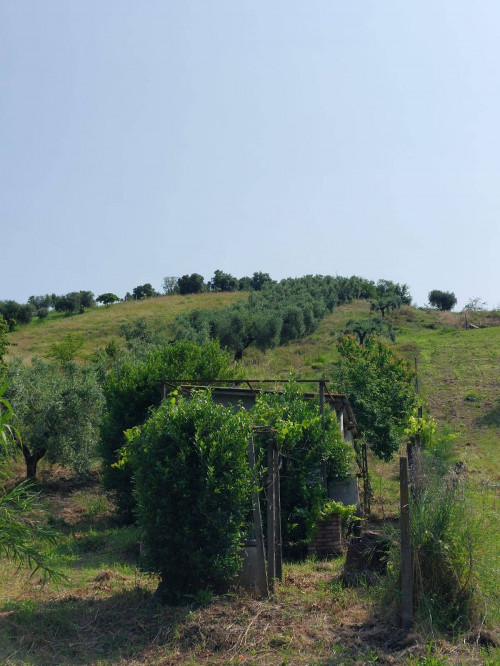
[386,451,496,634]
[410,461,480,632]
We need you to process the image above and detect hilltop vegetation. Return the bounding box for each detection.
[5,285,500,475]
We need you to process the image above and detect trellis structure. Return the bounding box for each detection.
[159,378,361,596]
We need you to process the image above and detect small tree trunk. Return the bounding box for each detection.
[21,446,46,480]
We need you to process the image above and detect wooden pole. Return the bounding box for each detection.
[400,456,412,631]
[249,436,268,597]
[319,381,328,489]
[275,443,282,581]
[362,441,370,515]
[267,438,276,592]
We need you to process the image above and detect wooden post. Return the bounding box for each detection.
[400,456,412,631]
[319,381,325,427]
[362,441,370,515]
[319,381,328,489]
[267,438,276,592]
[249,437,268,597]
[275,446,282,582]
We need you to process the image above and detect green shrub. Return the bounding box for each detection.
[336,335,417,461]
[121,392,253,602]
[307,499,359,540]
[100,340,239,518]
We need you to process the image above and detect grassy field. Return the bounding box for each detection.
[2,296,499,665]
[1,467,496,666]
[243,302,500,480]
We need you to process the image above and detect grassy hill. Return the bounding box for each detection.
[2,295,499,664]
[243,301,500,481]
[8,295,500,480]
[6,291,246,362]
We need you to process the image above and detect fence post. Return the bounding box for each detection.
[400,456,412,630]
[362,441,370,515]
[275,445,282,582]
[249,436,268,597]
[267,438,276,592]
[319,381,328,489]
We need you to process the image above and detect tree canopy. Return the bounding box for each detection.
[177,273,205,295]
[96,292,120,306]
[132,283,157,300]
[7,359,104,479]
[0,301,34,330]
[53,291,96,315]
[343,317,395,345]
[428,290,457,311]
[0,385,63,582]
[162,276,179,295]
[336,335,417,461]
[209,269,239,292]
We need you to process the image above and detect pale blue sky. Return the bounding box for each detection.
[1,1,499,309]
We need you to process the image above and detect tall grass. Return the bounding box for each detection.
[410,458,482,632]
[387,451,497,634]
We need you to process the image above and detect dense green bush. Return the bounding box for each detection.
[121,392,252,602]
[252,385,353,558]
[100,340,240,517]
[336,335,417,461]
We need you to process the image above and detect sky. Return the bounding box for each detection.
[1,1,499,309]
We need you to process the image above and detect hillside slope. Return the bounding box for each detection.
[6,291,246,362]
[244,301,500,480]
[7,296,499,479]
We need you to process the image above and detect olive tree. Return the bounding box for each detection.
[343,317,395,345]
[428,290,457,311]
[0,385,63,581]
[96,293,120,306]
[7,359,104,479]
[0,301,34,330]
